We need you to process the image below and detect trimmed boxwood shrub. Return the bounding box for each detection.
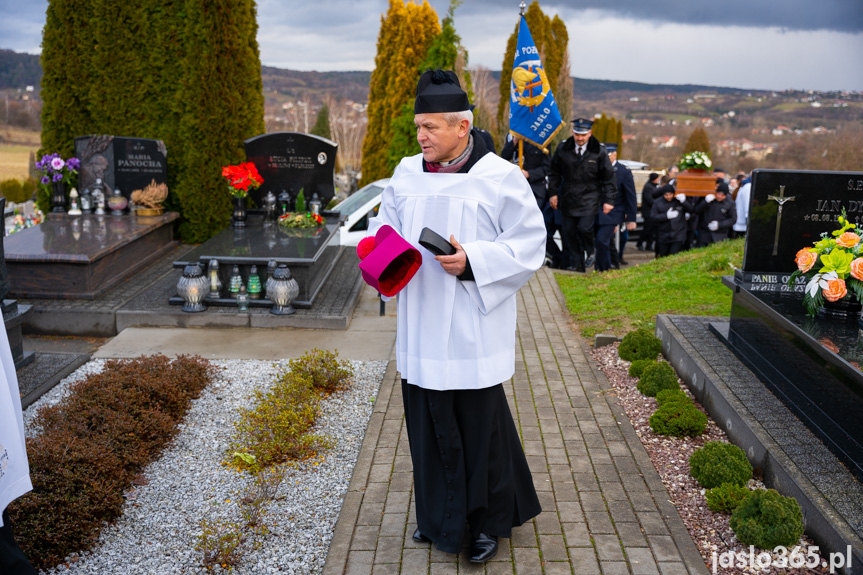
[628,358,655,379]
[7,355,216,570]
[655,388,690,406]
[636,362,679,397]
[730,489,804,549]
[706,483,751,513]
[689,441,753,489]
[649,402,707,437]
[618,328,662,362]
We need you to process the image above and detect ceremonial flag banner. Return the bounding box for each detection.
[509,15,565,151]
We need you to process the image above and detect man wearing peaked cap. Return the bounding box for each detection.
[366,68,545,563]
[548,116,616,272]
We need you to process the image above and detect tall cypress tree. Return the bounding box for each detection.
[310,103,331,139]
[361,0,439,185]
[174,0,264,242]
[683,127,711,155]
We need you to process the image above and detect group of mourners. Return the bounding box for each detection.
[637,166,750,257]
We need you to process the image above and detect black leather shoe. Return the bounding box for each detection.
[584,256,595,268]
[411,528,431,543]
[619,259,628,266]
[469,533,498,563]
[565,266,586,273]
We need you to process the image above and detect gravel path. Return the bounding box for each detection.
[23,357,388,575]
[591,343,828,575]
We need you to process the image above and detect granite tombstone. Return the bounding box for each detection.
[719,168,863,482]
[243,132,337,211]
[736,168,863,292]
[74,135,168,209]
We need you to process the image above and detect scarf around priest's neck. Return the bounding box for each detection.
[426,134,474,174]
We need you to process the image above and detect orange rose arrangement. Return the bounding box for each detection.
[788,209,863,316]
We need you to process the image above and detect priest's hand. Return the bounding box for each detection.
[436,235,466,276]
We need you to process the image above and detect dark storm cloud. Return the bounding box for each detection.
[449,0,863,34]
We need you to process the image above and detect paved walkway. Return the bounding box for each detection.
[324,267,709,575]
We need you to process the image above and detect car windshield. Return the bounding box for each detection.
[333,183,386,216]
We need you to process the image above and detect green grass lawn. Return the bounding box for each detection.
[555,238,745,338]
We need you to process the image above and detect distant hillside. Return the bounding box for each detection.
[572,77,752,98]
[0,50,41,90]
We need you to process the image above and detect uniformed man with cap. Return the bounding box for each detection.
[596,143,637,271]
[368,69,544,563]
[548,117,616,272]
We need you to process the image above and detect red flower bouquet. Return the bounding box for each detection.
[222,162,263,198]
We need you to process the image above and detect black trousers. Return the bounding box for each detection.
[402,380,541,554]
[1,509,37,575]
[561,214,595,269]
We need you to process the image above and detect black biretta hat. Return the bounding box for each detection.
[414,69,470,114]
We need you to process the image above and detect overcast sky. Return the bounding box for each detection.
[2,0,862,92]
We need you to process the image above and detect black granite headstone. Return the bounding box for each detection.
[243,132,338,210]
[74,135,168,204]
[737,169,863,292]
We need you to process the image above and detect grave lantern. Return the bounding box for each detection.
[177,264,208,312]
[266,264,299,315]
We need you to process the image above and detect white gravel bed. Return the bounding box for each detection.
[591,344,829,575]
[23,357,388,575]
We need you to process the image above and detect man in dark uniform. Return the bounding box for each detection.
[548,117,616,272]
[596,143,637,271]
[636,172,660,252]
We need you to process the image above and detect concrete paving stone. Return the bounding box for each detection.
[513,546,543,574]
[371,563,400,575]
[510,521,538,547]
[557,500,584,521]
[647,535,681,563]
[620,473,649,493]
[534,471,553,492]
[549,464,573,480]
[587,448,613,465]
[658,562,689,575]
[392,455,412,473]
[573,472,601,492]
[373,447,396,466]
[585,433,608,448]
[345,550,375,575]
[363,482,389,503]
[635,511,670,535]
[351,525,380,550]
[570,456,593,474]
[600,561,631,575]
[485,562,516,575]
[534,507,562,533]
[539,533,569,561]
[401,548,430,573]
[357,499,385,526]
[537,491,556,510]
[629,491,658,513]
[554,482,580,502]
[594,533,626,562]
[430,545,457,562]
[388,472,413,492]
[615,522,648,547]
[526,454,546,470]
[537,407,557,420]
[564,440,589,458]
[579,491,607,512]
[375,536,403,560]
[584,511,616,534]
[611,455,640,475]
[520,425,541,441]
[594,464,621,484]
[429,562,458,575]
[378,513,406,538]
[607,499,638,524]
[368,464,392,483]
[385,490,410,514]
[543,562,575,575]
[567,546,601,574]
[524,439,545,456]
[600,482,628,501]
[574,409,597,424]
[557,413,580,429]
[626,547,661,575]
[599,426,625,443]
[544,435,566,450]
[546,448,570,465]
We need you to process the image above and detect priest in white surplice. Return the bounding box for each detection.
[368,69,545,563]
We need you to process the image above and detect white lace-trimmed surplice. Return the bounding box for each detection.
[0,318,33,527]
[370,152,546,391]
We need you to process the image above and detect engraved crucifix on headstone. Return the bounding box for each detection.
[767,185,795,256]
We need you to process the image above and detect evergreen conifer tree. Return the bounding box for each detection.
[683,126,712,155]
[310,103,331,140]
[361,0,440,186]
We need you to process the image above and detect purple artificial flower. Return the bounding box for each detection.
[50,157,65,171]
[52,173,62,182]
[66,157,80,171]
[41,176,50,185]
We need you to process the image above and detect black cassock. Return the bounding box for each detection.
[402,379,541,554]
